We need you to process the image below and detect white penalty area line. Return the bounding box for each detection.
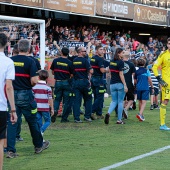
[99,145,170,170]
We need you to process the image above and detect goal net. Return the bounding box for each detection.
[0,15,45,69]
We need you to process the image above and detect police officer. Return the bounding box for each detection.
[50,47,73,123]
[7,39,49,158]
[90,44,109,120]
[73,47,93,123]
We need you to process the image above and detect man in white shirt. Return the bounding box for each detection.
[0,33,17,170]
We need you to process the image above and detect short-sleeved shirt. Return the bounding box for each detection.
[0,52,15,111]
[110,59,124,84]
[90,55,104,77]
[147,41,154,52]
[73,57,92,79]
[135,67,150,91]
[68,55,77,63]
[11,55,38,90]
[50,57,73,80]
[123,61,136,88]
[29,56,41,70]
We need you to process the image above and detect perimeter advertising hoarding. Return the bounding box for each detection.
[134,4,167,25]
[8,0,43,7]
[44,0,95,16]
[96,0,134,19]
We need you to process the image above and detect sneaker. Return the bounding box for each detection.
[91,113,97,120]
[155,105,160,109]
[60,119,69,123]
[150,105,154,110]
[97,115,104,119]
[104,113,110,124]
[123,108,128,119]
[116,120,125,124]
[136,114,145,121]
[159,124,170,131]
[16,137,24,142]
[84,117,92,122]
[132,101,136,110]
[74,119,83,123]
[6,151,19,158]
[35,140,50,154]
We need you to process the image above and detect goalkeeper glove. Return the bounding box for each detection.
[156,76,168,87]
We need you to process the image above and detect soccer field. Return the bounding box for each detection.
[3,97,170,170]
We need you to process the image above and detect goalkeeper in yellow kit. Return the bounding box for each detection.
[153,38,170,130]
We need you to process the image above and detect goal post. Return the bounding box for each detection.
[0,15,45,69]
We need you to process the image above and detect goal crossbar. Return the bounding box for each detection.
[0,15,45,69]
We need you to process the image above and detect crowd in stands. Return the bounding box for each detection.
[0,18,166,64]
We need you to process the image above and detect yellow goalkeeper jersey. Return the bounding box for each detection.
[152,50,170,85]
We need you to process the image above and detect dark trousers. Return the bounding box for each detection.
[16,116,22,138]
[91,77,105,116]
[54,81,72,121]
[7,90,43,153]
[73,79,92,120]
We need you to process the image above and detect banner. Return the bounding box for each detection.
[9,0,43,7]
[96,0,134,19]
[134,4,167,25]
[44,0,95,16]
[59,41,84,48]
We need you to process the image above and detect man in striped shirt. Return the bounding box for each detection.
[33,70,54,136]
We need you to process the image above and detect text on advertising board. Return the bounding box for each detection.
[44,0,94,16]
[134,5,167,25]
[96,0,134,19]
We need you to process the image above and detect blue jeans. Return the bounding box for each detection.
[7,90,43,153]
[108,83,125,121]
[91,76,105,116]
[36,111,51,133]
[54,80,72,121]
[73,79,92,120]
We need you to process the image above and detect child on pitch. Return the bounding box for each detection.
[32,70,54,139]
[134,58,154,121]
[147,63,160,110]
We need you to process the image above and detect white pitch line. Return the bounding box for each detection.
[99,145,170,170]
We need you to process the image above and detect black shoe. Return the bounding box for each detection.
[60,119,69,123]
[104,113,110,124]
[132,101,136,110]
[150,105,154,110]
[51,111,57,123]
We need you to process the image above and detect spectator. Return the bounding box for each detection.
[147,37,155,54]
[0,33,17,168]
[104,48,128,125]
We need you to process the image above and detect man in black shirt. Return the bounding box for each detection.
[7,39,49,158]
[73,47,93,122]
[50,47,73,123]
[122,51,136,118]
[90,45,109,120]
[28,46,41,70]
